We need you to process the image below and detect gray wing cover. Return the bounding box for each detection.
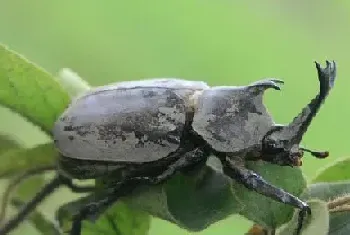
[192,86,274,153]
[53,79,209,162]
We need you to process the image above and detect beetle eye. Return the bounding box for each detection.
[267,141,276,149]
[262,139,275,151]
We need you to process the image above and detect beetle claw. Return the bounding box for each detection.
[295,205,311,235]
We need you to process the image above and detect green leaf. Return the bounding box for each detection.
[0,143,57,177]
[237,161,307,229]
[126,161,243,232]
[0,134,22,151]
[328,211,350,235]
[302,182,350,235]
[0,43,70,135]
[58,196,151,235]
[83,202,150,235]
[0,166,53,235]
[302,181,350,201]
[127,160,306,232]
[165,164,242,231]
[276,200,329,235]
[9,176,60,235]
[0,133,23,155]
[312,157,350,183]
[12,198,61,235]
[14,175,46,202]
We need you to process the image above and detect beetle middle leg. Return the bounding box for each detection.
[58,148,207,235]
[0,174,94,235]
[222,157,310,235]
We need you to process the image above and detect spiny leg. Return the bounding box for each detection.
[60,177,95,193]
[0,166,56,224]
[0,167,93,225]
[0,175,63,235]
[62,148,206,235]
[0,173,94,235]
[222,157,310,235]
[57,183,134,235]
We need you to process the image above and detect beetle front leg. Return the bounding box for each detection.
[222,157,310,235]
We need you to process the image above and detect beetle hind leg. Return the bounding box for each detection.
[57,182,136,235]
[248,78,284,91]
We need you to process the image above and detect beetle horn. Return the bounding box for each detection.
[272,61,337,145]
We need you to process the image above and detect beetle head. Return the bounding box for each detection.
[261,125,328,167]
[261,126,303,166]
[260,61,336,167]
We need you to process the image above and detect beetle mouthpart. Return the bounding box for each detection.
[290,150,304,167]
[300,147,329,159]
[296,158,303,166]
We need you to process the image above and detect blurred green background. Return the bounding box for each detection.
[0,1,349,234]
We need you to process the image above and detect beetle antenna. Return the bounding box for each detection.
[0,175,62,235]
[300,147,329,159]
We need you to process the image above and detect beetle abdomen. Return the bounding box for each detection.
[53,79,208,163]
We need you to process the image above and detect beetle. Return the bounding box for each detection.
[0,61,336,235]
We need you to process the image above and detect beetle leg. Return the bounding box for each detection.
[134,148,206,184]
[0,175,63,235]
[56,185,133,235]
[248,79,284,91]
[60,177,95,193]
[0,166,56,224]
[59,148,206,235]
[222,157,310,235]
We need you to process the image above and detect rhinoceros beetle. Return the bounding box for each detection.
[0,61,336,235]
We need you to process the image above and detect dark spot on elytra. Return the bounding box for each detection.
[63,125,90,136]
[135,140,145,148]
[120,122,135,133]
[142,90,157,98]
[134,130,144,140]
[64,126,73,131]
[68,135,74,141]
[165,89,183,108]
[97,123,126,142]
